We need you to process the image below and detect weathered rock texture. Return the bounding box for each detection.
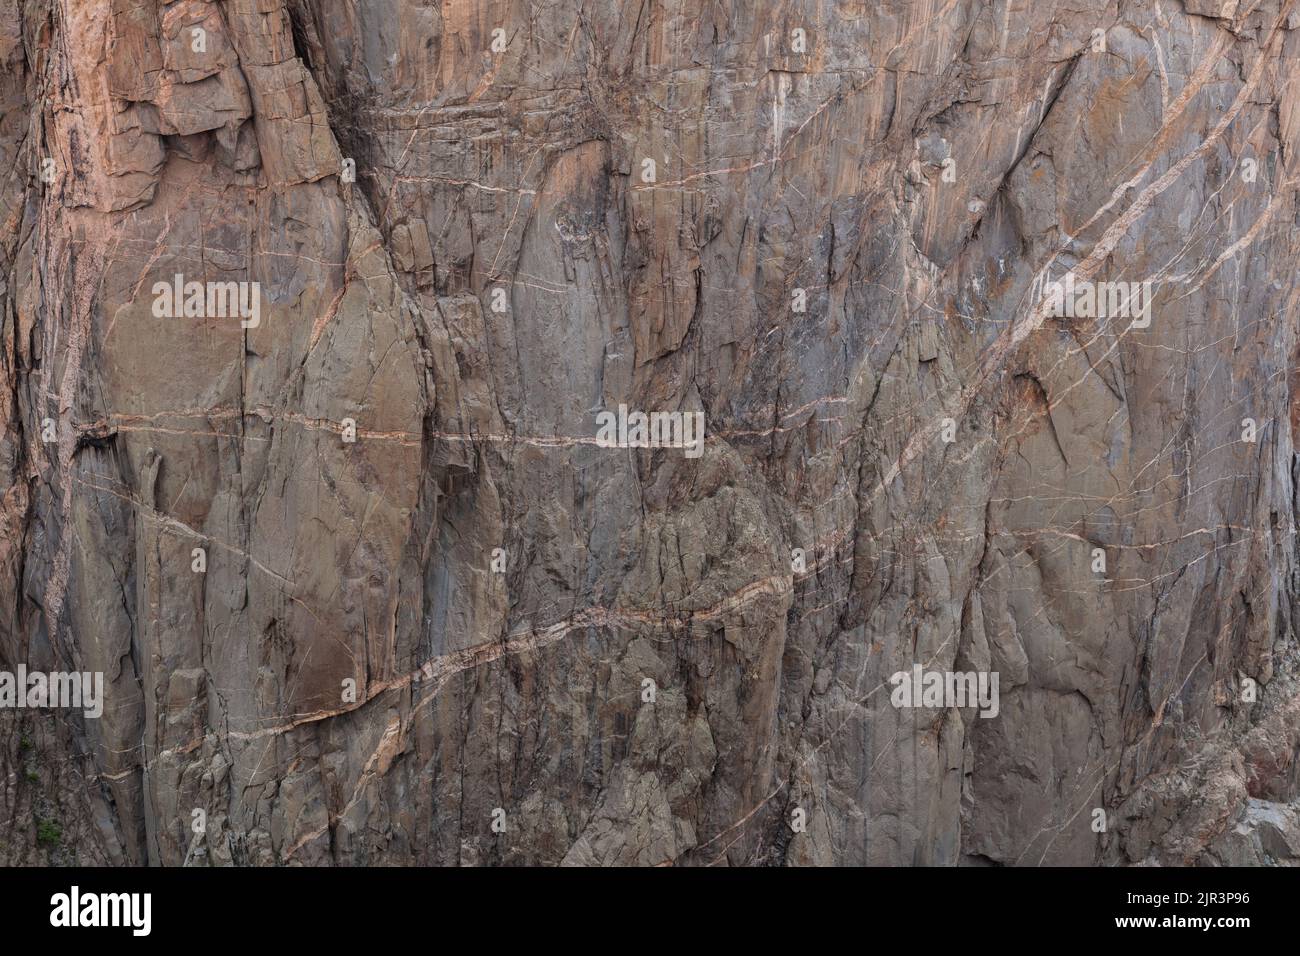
[1,0,1299,866]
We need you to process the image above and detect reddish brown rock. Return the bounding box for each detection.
[0,0,1297,867]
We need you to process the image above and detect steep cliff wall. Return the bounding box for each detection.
[1,0,1298,866]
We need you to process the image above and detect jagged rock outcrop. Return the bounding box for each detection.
[1,0,1298,866]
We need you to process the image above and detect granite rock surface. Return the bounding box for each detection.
[0,0,1298,866]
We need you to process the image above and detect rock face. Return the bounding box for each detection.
[0,0,1298,867]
